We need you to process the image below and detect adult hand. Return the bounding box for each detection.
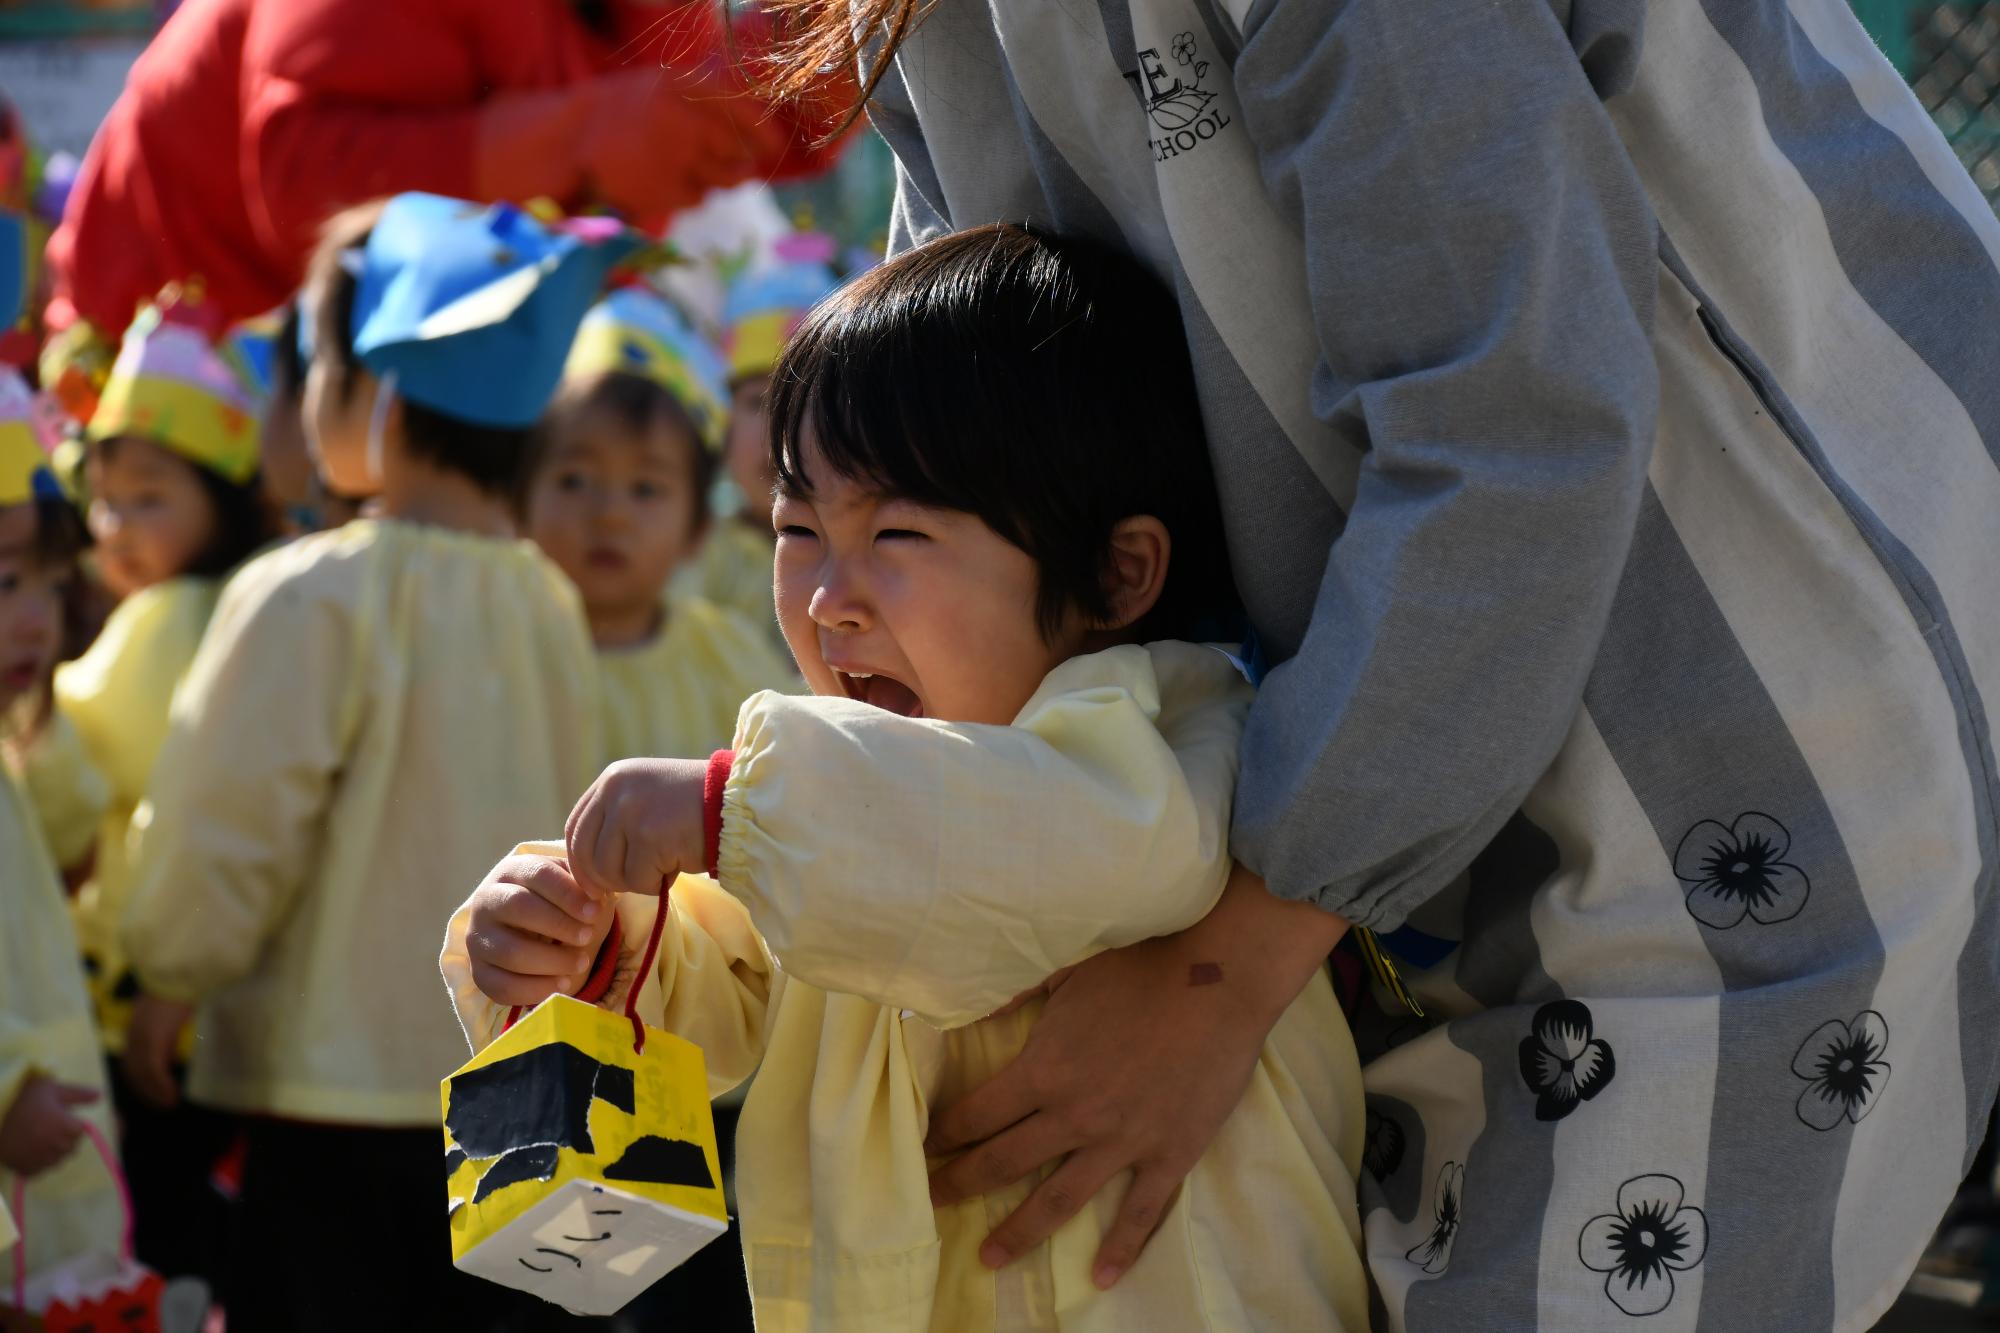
[0,1075,100,1176]
[464,854,614,1008]
[925,864,1349,1288]
[582,66,789,228]
[565,757,707,900]
[121,995,195,1110]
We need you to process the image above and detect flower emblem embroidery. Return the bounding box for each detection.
[1578,1173,1709,1316]
[1364,1109,1406,1181]
[1792,1010,1890,1130]
[1171,31,1196,64]
[1405,1161,1462,1275]
[1671,811,1810,929]
[1518,1000,1616,1122]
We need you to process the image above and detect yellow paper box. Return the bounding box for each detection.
[441,994,727,1316]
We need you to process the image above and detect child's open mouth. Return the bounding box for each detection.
[836,669,923,718]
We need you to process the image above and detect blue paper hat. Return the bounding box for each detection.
[349,195,643,429]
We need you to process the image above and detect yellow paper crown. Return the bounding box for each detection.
[565,289,730,452]
[88,299,262,484]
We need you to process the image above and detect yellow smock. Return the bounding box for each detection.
[0,764,120,1285]
[13,709,111,873]
[598,595,795,762]
[51,577,219,1051]
[126,519,602,1126]
[673,517,776,644]
[444,643,1367,1332]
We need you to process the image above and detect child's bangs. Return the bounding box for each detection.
[769,310,992,520]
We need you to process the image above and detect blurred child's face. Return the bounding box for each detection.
[0,505,64,709]
[526,413,705,641]
[773,432,1088,727]
[301,355,381,498]
[85,437,218,599]
[724,376,774,522]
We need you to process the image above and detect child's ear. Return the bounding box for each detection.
[1099,515,1171,632]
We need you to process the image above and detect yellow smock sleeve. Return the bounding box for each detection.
[442,843,777,1099]
[716,642,1253,1029]
[54,577,217,806]
[121,553,356,1003]
[10,708,111,871]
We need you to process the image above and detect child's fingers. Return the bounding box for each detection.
[593,815,633,898]
[469,903,594,978]
[469,958,575,1009]
[501,858,600,927]
[121,1038,178,1111]
[567,791,611,897]
[490,889,598,953]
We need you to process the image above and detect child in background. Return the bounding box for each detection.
[119,194,621,1330]
[248,302,362,536]
[679,234,840,637]
[530,287,793,763]
[446,226,1367,1331]
[34,296,273,1290]
[0,375,119,1303]
[58,293,273,1034]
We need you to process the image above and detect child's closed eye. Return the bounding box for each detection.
[875,529,928,543]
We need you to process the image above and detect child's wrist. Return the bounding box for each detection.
[702,749,734,878]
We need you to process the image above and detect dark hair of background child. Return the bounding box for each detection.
[529,370,716,531]
[304,202,535,500]
[767,222,1240,644]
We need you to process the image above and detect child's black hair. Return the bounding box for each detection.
[27,494,87,572]
[533,371,716,530]
[90,435,279,576]
[271,300,304,403]
[306,203,535,500]
[768,223,1238,643]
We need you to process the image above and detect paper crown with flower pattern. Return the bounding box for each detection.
[565,287,730,452]
[87,291,263,485]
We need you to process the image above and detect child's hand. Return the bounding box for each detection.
[466,855,616,1008]
[564,758,708,900]
[0,1074,100,1176]
[123,995,195,1109]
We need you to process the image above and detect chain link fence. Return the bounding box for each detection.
[1854,0,2000,207]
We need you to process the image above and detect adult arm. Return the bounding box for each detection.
[236,0,803,273]
[931,0,1660,1280]
[1227,0,1659,927]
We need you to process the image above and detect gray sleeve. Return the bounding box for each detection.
[1227,0,1661,930]
[864,53,950,255]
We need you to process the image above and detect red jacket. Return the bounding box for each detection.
[46,0,845,332]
